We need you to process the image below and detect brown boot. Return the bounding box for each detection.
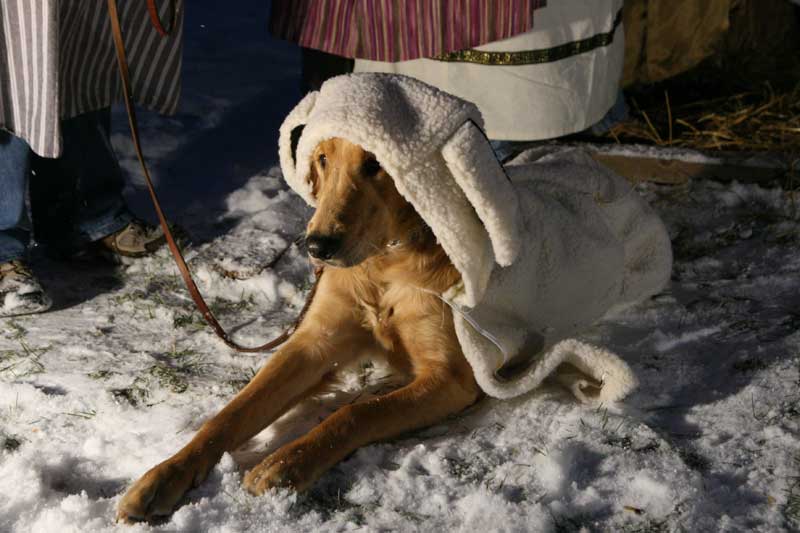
[98,220,167,258]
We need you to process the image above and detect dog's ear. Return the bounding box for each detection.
[306,153,320,198]
[441,120,521,266]
[289,125,305,166]
[279,91,318,203]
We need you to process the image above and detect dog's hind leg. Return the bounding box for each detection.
[242,363,480,494]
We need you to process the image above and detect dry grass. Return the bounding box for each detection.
[607,82,800,154]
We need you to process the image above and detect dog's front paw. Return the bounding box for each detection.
[242,445,316,495]
[116,457,203,523]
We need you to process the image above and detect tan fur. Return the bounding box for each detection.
[117,138,480,523]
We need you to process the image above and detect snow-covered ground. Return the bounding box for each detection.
[2,2,799,531]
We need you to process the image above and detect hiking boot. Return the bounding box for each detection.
[98,219,167,259]
[0,260,53,317]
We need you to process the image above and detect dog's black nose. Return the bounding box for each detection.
[305,234,342,260]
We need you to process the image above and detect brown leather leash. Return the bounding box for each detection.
[106,0,320,353]
[145,0,175,36]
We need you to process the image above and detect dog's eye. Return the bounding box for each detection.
[362,157,381,177]
[318,153,327,169]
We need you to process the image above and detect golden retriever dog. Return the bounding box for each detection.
[117,137,480,522]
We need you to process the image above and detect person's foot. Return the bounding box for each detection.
[0,260,53,317]
[98,220,167,259]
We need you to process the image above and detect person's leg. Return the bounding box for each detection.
[0,131,31,263]
[301,48,354,94]
[0,131,51,317]
[30,108,133,255]
[489,140,539,164]
[64,108,135,243]
[588,90,628,135]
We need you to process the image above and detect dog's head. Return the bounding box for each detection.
[280,75,523,304]
[303,137,422,267]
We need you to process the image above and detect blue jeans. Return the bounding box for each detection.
[0,109,132,262]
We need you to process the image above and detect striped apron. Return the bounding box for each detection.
[0,0,183,158]
[270,0,548,61]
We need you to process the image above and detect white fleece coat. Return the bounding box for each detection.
[279,74,673,403]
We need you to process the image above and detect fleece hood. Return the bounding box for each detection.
[279,73,521,307]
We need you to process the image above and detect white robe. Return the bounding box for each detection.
[354,0,624,141]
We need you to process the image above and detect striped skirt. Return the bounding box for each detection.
[270,0,548,62]
[0,0,184,158]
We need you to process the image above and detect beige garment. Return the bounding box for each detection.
[623,0,800,86]
[622,0,731,86]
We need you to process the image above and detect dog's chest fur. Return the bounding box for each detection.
[344,246,461,353]
[355,279,412,352]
